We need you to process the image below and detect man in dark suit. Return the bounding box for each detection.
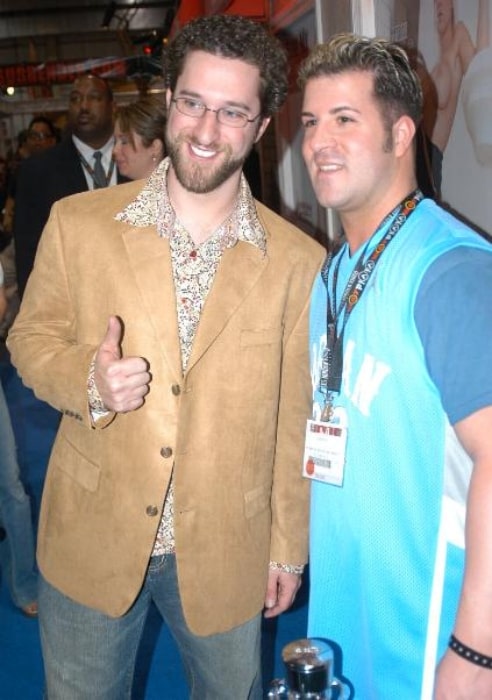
[13,74,127,298]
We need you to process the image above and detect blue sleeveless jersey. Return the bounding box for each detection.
[308,199,492,699]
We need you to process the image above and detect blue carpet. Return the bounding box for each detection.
[0,349,309,697]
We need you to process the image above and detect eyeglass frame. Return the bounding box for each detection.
[170,97,262,128]
[27,130,55,141]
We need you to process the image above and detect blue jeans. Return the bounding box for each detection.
[40,554,262,699]
[0,381,37,608]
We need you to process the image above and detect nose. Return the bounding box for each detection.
[304,123,337,154]
[191,108,221,143]
[78,96,91,110]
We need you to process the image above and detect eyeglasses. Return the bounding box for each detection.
[28,131,54,141]
[171,97,260,128]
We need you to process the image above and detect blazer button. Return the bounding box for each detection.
[171,384,181,396]
[160,446,173,458]
[146,505,159,517]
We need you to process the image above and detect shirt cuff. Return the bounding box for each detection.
[87,356,109,419]
[269,561,304,575]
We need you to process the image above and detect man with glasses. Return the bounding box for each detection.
[8,14,324,699]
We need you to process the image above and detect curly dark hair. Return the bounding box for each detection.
[162,14,288,117]
[298,33,423,130]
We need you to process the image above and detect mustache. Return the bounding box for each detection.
[170,131,224,154]
[188,135,223,153]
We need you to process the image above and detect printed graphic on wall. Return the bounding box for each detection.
[418,0,491,235]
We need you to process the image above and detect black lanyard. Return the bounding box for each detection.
[320,190,423,400]
[76,149,115,188]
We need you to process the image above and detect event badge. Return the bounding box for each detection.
[303,406,348,486]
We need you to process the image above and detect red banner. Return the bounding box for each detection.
[0,58,129,88]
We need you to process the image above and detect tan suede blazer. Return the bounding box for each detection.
[8,179,325,635]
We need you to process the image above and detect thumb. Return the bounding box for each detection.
[100,315,123,360]
[264,575,278,610]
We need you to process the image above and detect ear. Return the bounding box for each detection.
[393,114,416,158]
[151,139,163,158]
[254,116,271,144]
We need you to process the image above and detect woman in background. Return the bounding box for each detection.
[113,94,166,180]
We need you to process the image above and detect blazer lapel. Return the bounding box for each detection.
[186,241,268,373]
[122,225,268,376]
[121,223,182,376]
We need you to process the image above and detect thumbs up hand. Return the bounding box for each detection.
[94,316,151,413]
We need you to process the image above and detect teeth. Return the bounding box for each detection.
[319,164,341,171]
[191,144,216,158]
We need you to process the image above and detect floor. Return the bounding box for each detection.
[0,348,309,698]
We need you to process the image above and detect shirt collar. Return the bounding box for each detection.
[72,134,115,162]
[115,157,266,255]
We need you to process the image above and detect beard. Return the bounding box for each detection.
[165,133,247,194]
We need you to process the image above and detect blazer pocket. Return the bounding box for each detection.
[239,328,282,399]
[54,433,101,493]
[244,482,271,519]
[240,327,281,347]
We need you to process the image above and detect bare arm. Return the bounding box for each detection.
[477,0,490,53]
[435,405,492,699]
[458,0,489,75]
[456,22,477,75]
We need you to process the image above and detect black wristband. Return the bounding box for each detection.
[449,634,492,669]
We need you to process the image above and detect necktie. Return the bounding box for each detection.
[92,151,107,189]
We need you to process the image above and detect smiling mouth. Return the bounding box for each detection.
[317,163,343,172]
[190,143,217,159]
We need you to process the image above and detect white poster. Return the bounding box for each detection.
[418,0,492,235]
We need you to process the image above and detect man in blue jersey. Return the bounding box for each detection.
[299,33,492,699]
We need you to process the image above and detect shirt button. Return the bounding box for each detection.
[160,446,173,458]
[171,384,181,396]
[146,505,159,517]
